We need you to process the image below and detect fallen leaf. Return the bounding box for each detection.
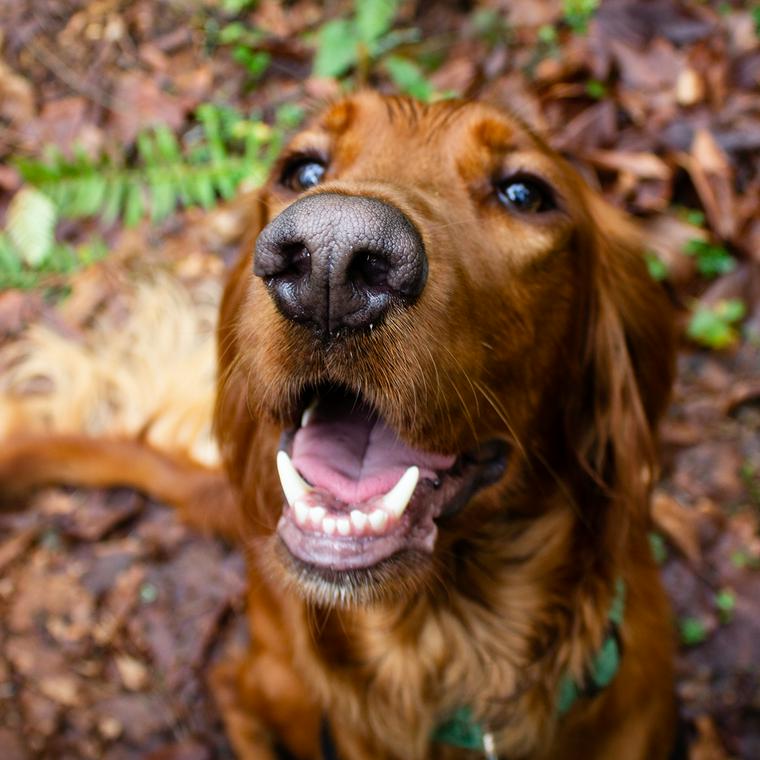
[684,129,738,240]
[690,716,730,760]
[109,72,187,145]
[652,492,702,566]
[114,654,150,691]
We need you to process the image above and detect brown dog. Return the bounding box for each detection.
[1,93,678,760]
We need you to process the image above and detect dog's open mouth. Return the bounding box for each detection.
[276,385,507,571]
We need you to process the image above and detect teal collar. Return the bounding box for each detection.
[432,578,626,755]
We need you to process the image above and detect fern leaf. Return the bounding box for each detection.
[102,177,126,225]
[123,181,144,227]
[6,187,57,266]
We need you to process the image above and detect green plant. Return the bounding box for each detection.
[383,55,433,101]
[714,588,736,624]
[311,0,437,100]
[15,104,292,228]
[676,207,706,227]
[648,532,668,565]
[470,8,511,47]
[216,21,271,79]
[563,0,599,34]
[687,299,746,349]
[645,251,668,282]
[740,460,760,506]
[220,0,256,13]
[0,187,107,291]
[730,549,760,570]
[683,238,736,278]
[753,5,760,38]
[585,79,607,99]
[679,617,707,646]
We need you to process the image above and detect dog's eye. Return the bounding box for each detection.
[282,158,326,192]
[496,176,555,214]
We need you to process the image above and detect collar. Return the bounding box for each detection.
[432,578,626,756]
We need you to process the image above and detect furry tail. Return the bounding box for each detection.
[0,435,240,541]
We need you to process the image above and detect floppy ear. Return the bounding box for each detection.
[214,190,272,494]
[568,194,676,549]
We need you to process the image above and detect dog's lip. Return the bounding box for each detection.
[275,432,507,572]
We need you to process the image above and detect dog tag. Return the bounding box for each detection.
[483,731,498,760]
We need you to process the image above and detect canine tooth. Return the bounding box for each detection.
[350,510,368,532]
[308,506,326,526]
[323,516,337,535]
[294,501,309,525]
[336,517,351,536]
[368,509,388,533]
[276,451,313,505]
[379,466,419,517]
[301,398,318,428]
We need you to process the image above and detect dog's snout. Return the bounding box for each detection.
[254,193,427,335]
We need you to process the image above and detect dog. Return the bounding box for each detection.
[1,92,678,759]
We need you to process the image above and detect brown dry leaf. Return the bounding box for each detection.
[114,654,150,691]
[21,96,103,157]
[676,68,705,106]
[19,688,60,741]
[0,290,45,339]
[690,716,730,760]
[109,71,187,145]
[36,673,82,707]
[56,489,144,543]
[0,525,39,573]
[652,492,702,566]
[9,561,95,641]
[0,729,28,760]
[673,441,745,503]
[684,129,738,241]
[554,100,618,151]
[429,54,478,97]
[93,562,145,645]
[611,37,682,93]
[146,741,213,760]
[0,57,35,130]
[583,148,671,179]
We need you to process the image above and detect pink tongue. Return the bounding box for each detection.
[291,396,455,505]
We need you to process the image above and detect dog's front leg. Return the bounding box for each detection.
[210,650,322,760]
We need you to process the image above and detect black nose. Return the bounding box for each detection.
[254,193,427,336]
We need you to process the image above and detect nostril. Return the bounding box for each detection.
[347,249,391,290]
[272,242,311,282]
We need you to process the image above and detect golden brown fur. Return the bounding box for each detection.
[0,93,677,759]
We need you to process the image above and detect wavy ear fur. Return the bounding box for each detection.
[568,194,676,555]
[214,191,272,498]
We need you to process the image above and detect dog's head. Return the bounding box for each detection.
[216,92,675,604]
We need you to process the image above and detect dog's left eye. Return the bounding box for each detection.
[496,176,555,214]
[281,158,326,192]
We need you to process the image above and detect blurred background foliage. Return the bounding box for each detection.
[0,0,758,352]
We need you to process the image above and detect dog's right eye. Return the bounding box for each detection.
[281,158,327,192]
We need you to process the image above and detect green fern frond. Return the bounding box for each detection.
[14,104,290,228]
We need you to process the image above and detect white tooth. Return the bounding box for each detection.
[294,501,309,525]
[368,509,388,533]
[379,466,419,517]
[300,398,318,428]
[308,506,326,527]
[336,517,351,535]
[323,516,337,535]
[276,451,313,505]
[350,510,368,532]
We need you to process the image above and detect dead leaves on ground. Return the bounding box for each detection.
[0,491,245,759]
